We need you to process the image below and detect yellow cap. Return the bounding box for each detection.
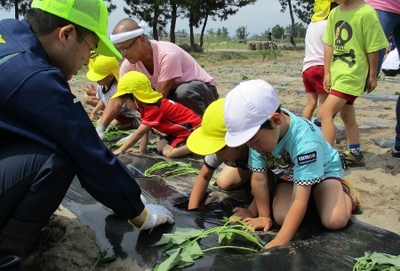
[86,55,120,82]
[187,99,226,155]
[311,0,331,22]
[112,71,162,103]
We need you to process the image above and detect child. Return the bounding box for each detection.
[111,71,201,158]
[302,0,337,122]
[186,99,252,210]
[319,0,388,167]
[83,51,100,106]
[86,55,140,130]
[223,79,362,249]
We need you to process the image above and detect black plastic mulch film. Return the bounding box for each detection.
[63,153,400,271]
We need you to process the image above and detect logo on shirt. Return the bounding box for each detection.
[297,151,317,165]
[0,34,5,43]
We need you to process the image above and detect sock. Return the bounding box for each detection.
[348,144,361,156]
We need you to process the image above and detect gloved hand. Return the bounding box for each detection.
[128,204,174,230]
[96,124,105,140]
[140,194,147,205]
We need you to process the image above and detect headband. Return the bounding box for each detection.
[110,20,148,44]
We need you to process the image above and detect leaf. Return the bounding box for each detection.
[154,248,182,271]
[181,241,204,260]
[153,227,203,247]
[218,231,235,244]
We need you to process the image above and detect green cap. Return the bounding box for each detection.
[31,0,122,59]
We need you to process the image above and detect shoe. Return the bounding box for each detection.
[313,117,321,127]
[342,149,365,167]
[340,178,363,215]
[391,145,400,159]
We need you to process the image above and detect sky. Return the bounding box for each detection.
[0,0,294,37]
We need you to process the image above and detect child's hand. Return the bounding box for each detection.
[113,148,123,156]
[243,216,274,232]
[323,73,331,93]
[83,84,96,95]
[230,207,255,220]
[126,148,143,154]
[265,238,286,249]
[365,75,377,93]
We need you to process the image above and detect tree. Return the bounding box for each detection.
[235,26,249,41]
[284,22,306,38]
[180,0,256,47]
[279,0,296,46]
[0,0,116,20]
[123,0,169,41]
[271,24,285,40]
[292,0,313,24]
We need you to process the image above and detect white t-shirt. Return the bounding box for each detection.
[382,48,400,70]
[302,20,327,73]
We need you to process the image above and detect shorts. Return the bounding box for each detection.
[302,66,325,94]
[115,115,137,124]
[330,89,357,105]
[163,133,188,148]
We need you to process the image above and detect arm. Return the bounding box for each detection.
[365,51,379,93]
[139,131,149,153]
[98,98,124,128]
[242,171,273,231]
[265,184,311,249]
[188,164,214,210]
[113,123,152,155]
[323,44,333,93]
[155,78,175,98]
[89,100,105,120]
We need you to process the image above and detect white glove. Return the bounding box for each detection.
[129,204,174,230]
[140,194,147,205]
[96,124,105,140]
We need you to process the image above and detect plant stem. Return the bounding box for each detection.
[202,245,259,253]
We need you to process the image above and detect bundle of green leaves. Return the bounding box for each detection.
[152,218,265,271]
[353,252,400,271]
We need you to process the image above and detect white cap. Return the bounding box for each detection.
[224,79,280,147]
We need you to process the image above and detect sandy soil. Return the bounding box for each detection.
[21,49,400,270]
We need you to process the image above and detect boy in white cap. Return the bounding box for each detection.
[111,71,201,158]
[223,79,362,249]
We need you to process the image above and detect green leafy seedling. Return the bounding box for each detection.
[353,251,400,271]
[152,218,265,271]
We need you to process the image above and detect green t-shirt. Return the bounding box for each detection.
[323,4,388,96]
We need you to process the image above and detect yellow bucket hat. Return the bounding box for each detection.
[311,0,332,22]
[86,55,120,82]
[187,98,227,155]
[112,71,162,103]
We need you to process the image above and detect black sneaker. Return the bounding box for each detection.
[391,145,400,159]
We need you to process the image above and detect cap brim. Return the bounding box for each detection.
[187,128,226,156]
[225,125,260,147]
[86,69,106,82]
[96,33,122,59]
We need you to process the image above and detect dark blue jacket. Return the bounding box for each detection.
[0,19,144,219]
